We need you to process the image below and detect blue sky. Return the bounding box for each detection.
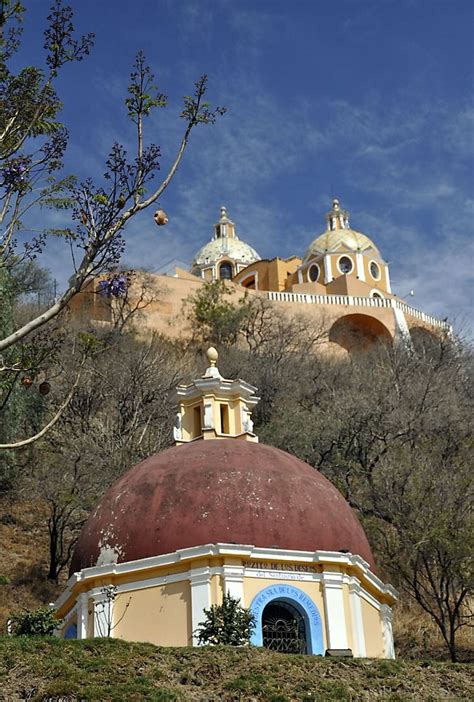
[18,0,474,332]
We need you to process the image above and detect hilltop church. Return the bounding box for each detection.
[70,198,449,352]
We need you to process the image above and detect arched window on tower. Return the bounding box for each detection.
[219,262,233,280]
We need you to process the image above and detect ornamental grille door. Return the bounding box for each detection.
[262,601,307,654]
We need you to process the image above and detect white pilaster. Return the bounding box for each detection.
[392,305,412,347]
[324,255,334,284]
[355,253,366,281]
[348,581,366,657]
[203,402,213,429]
[190,566,212,646]
[385,266,392,294]
[380,604,395,659]
[222,565,244,602]
[322,571,349,650]
[77,593,89,640]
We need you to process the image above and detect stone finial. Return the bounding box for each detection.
[332,198,340,210]
[204,347,221,378]
[220,205,227,220]
[207,347,218,366]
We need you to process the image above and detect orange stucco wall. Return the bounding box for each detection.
[68,270,445,352]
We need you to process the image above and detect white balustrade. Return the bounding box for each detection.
[264,291,448,329]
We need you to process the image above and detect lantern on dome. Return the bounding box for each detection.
[153,209,168,226]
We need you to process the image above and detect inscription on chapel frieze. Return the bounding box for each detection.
[243,561,318,573]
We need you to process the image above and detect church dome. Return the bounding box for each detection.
[70,439,375,574]
[191,206,261,274]
[303,199,381,262]
[192,236,260,269]
[304,228,381,260]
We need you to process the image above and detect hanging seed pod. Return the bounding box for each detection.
[38,381,51,396]
[21,376,33,387]
[153,209,168,226]
[117,194,126,209]
[81,211,88,225]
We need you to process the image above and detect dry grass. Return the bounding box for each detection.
[0,497,64,632]
[393,603,473,663]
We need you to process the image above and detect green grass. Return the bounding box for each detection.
[0,637,472,701]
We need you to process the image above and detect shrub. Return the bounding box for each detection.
[9,607,61,636]
[196,593,256,646]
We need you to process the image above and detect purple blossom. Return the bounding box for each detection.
[2,157,30,188]
[98,275,128,298]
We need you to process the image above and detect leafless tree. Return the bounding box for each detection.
[259,336,473,661]
[24,332,193,580]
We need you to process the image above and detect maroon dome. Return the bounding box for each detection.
[70,440,375,574]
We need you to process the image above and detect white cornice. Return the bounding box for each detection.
[55,543,397,612]
[172,378,260,405]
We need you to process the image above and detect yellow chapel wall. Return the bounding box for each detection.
[361,598,384,658]
[234,258,302,292]
[112,580,192,647]
[210,396,242,435]
[360,258,391,294]
[70,270,446,354]
[210,574,224,606]
[342,584,354,653]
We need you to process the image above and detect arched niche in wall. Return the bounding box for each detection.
[329,314,392,353]
[249,584,324,656]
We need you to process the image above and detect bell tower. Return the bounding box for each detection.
[172,347,260,444]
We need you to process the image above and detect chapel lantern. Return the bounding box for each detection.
[172,347,260,444]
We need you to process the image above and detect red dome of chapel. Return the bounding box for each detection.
[71,439,375,574]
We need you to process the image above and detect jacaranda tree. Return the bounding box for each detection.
[0,1,225,449]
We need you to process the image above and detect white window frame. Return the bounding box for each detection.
[370,289,384,299]
[238,270,259,290]
[336,255,354,275]
[369,260,381,281]
[218,260,234,280]
[307,263,320,283]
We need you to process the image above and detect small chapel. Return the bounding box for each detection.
[55,348,397,658]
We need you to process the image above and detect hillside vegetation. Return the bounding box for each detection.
[1,285,472,663]
[1,638,473,702]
